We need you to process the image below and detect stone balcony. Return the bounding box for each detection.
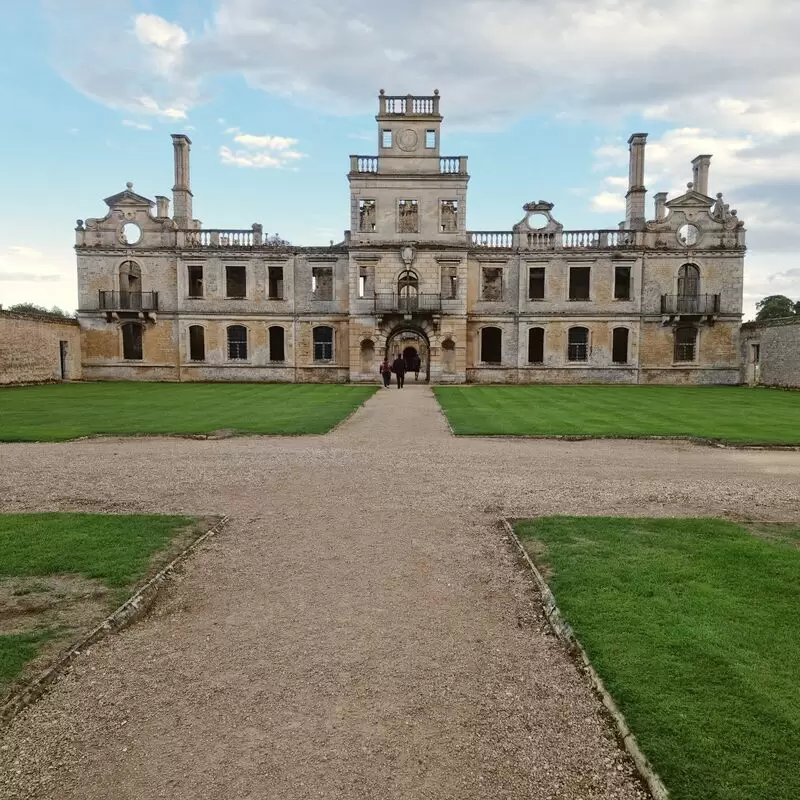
[349,155,468,175]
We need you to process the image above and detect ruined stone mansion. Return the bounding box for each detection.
[74,91,746,384]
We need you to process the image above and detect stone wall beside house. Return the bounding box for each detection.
[0,311,82,385]
[740,316,800,388]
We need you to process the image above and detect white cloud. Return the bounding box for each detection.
[9,246,44,259]
[122,119,153,130]
[590,191,625,213]
[219,129,305,169]
[219,146,282,168]
[233,133,298,150]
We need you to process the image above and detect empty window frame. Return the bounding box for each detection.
[528,267,546,300]
[614,266,632,300]
[187,265,203,298]
[678,263,701,296]
[612,327,629,364]
[311,266,333,300]
[269,325,286,362]
[313,326,334,361]
[480,327,502,364]
[674,326,697,362]
[382,129,392,148]
[425,129,436,148]
[441,265,458,299]
[268,266,284,300]
[397,200,419,233]
[227,325,248,360]
[121,322,143,360]
[567,327,589,362]
[358,199,376,232]
[226,265,247,298]
[188,325,205,361]
[569,266,591,301]
[481,267,503,301]
[358,265,373,299]
[440,200,459,232]
[528,327,545,363]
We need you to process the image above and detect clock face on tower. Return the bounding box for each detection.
[397,129,419,151]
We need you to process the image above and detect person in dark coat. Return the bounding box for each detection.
[379,357,392,388]
[391,354,406,389]
[410,352,421,380]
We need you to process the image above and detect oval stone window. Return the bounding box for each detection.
[527,213,549,230]
[121,222,142,245]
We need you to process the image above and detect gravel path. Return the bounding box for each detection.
[1,384,799,800]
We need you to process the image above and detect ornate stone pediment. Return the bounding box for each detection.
[103,183,155,209]
[664,186,714,211]
[514,200,562,233]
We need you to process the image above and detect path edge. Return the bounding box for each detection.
[0,515,229,728]
[501,518,669,800]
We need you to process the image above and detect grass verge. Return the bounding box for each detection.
[0,382,379,442]
[515,516,800,800]
[434,385,800,444]
[0,513,207,694]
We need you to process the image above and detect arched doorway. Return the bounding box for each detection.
[385,325,430,383]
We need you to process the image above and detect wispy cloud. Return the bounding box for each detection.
[219,128,305,169]
[122,119,152,130]
[9,246,45,259]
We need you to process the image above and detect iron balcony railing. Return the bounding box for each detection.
[374,293,442,313]
[661,294,720,315]
[99,291,159,311]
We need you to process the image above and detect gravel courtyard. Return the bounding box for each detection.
[1,385,799,800]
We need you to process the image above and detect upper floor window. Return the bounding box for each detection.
[382,130,392,148]
[480,327,502,364]
[441,265,458,299]
[528,327,545,364]
[119,260,141,295]
[268,266,284,300]
[612,327,629,364]
[567,327,589,362]
[398,200,419,233]
[674,326,697,362]
[312,266,333,300]
[678,264,700,297]
[481,267,503,301]
[358,199,376,232]
[569,266,590,301]
[227,325,248,360]
[226,265,246,298]
[189,325,205,361]
[121,322,143,360]
[188,265,203,298]
[440,200,458,232]
[313,326,334,361]
[528,267,545,300]
[425,129,436,148]
[614,266,631,301]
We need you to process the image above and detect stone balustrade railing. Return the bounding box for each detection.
[439,156,468,174]
[469,231,514,248]
[350,156,379,173]
[469,229,640,250]
[379,92,440,116]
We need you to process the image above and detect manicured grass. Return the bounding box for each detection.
[0,513,199,692]
[434,385,800,444]
[515,516,800,800]
[0,382,378,441]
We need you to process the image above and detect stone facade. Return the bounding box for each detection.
[0,311,81,385]
[74,91,746,384]
[740,317,800,388]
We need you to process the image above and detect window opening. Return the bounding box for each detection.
[569,267,590,301]
[614,266,631,300]
[268,266,284,300]
[121,322,143,360]
[313,326,334,361]
[674,326,697,362]
[528,267,545,300]
[189,325,205,361]
[612,327,629,363]
[358,199,376,232]
[678,264,700,296]
[425,129,436,148]
[382,130,392,148]
[440,200,458,232]
[226,265,247,298]
[227,325,248,360]
[567,327,589,362]
[528,328,544,363]
[312,266,333,300]
[398,200,419,233]
[188,265,203,298]
[269,326,285,362]
[481,327,502,364]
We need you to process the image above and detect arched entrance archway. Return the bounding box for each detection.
[385,325,430,383]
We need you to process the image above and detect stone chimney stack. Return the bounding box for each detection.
[155,195,170,218]
[691,155,712,196]
[654,191,668,221]
[625,133,648,229]
[171,134,193,228]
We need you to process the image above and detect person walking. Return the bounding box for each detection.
[379,357,392,388]
[411,351,421,381]
[391,353,406,389]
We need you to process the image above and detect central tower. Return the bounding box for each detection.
[348,90,469,244]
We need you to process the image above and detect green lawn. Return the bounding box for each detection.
[515,516,800,800]
[0,382,378,441]
[434,385,800,444]
[0,513,200,691]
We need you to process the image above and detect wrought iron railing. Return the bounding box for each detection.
[99,291,159,311]
[374,293,442,313]
[661,294,720,315]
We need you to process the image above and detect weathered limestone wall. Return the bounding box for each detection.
[740,317,800,388]
[0,312,81,385]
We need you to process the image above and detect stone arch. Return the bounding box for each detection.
[118,259,141,295]
[384,323,431,383]
[678,263,701,296]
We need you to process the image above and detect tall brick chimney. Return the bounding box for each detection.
[171,134,193,228]
[625,133,647,229]
[691,155,712,196]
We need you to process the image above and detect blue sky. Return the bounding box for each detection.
[2,0,799,319]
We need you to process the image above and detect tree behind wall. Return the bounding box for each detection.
[755,295,799,321]
[7,303,75,319]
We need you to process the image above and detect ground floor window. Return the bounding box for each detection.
[269,326,286,362]
[612,327,629,364]
[528,327,544,363]
[189,325,205,361]
[313,326,334,361]
[480,327,502,364]
[227,325,248,360]
[121,322,143,360]
[674,326,697,362]
[567,327,589,362]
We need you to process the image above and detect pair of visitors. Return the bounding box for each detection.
[378,357,392,388]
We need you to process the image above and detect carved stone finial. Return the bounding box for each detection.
[379,89,385,95]
[434,89,439,96]
[687,182,693,190]
[126,182,133,190]
[717,192,723,199]
[76,219,84,229]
